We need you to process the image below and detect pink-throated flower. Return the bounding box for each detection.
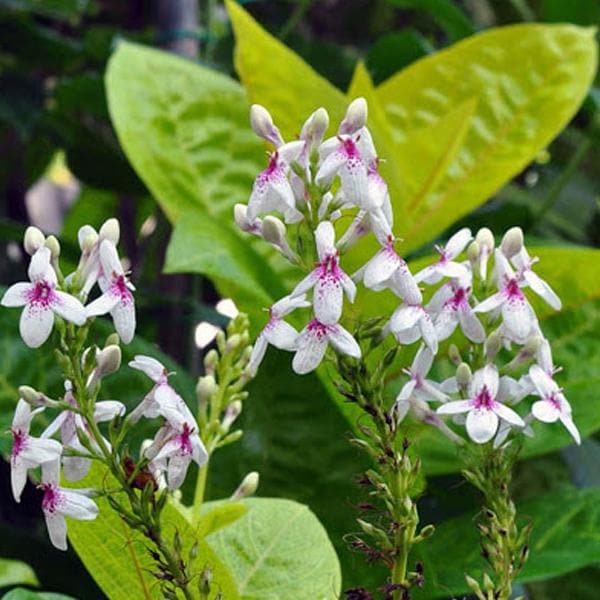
[529,364,580,444]
[10,399,62,503]
[42,382,124,481]
[290,221,356,325]
[510,245,561,310]
[292,319,361,375]
[248,295,310,377]
[247,152,302,224]
[85,240,136,344]
[474,250,538,344]
[437,365,525,444]
[388,304,438,354]
[355,237,422,305]
[1,247,86,348]
[414,228,472,285]
[40,460,98,551]
[429,284,485,343]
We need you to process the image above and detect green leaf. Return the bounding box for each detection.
[176,500,248,535]
[105,40,263,223]
[207,497,341,600]
[0,559,38,589]
[415,486,600,598]
[377,23,597,252]
[1,590,76,600]
[225,0,347,141]
[67,465,240,600]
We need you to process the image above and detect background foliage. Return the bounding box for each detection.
[0,0,599,598]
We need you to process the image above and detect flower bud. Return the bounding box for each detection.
[261,216,287,246]
[339,97,367,135]
[456,363,472,388]
[476,227,494,251]
[44,235,61,259]
[196,375,216,402]
[301,107,329,147]
[418,524,435,540]
[96,345,122,377]
[231,471,259,500]
[198,565,212,598]
[250,104,284,146]
[500,226,523,258]
[448,344,462,366]
[482,573,494,592]
[23,226,45,255]
[78,225,99,251]
[99,218,120,244]
[222,400,242,432]
[465,575,483,596]
[204,349,219,375]
[466,241,479,264]
[105,333,120,347]
[18,385,51,407]
[485,330,502,361]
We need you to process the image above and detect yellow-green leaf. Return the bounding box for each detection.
[377,24,598,251]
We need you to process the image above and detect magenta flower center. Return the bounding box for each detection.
[341,138,361,159]
[548,392,562,410]
[178,423,194,456]
[112,274,132,302]
[505,278,524,300]
[450,287,469,310]
[307,319,330,339]
[42,483,64,513]
[11,429,26,459]
[28,281,55,307]
[473,386,495,410]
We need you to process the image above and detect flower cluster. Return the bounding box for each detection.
[238,99,579,449]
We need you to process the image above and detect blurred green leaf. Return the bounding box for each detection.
[67,464,240,600]
[414,486,600,598]
[0,559,38,589]
[377,24,598,253]
[191,501,248,535]
[1,590,76,600]
[387,0,475,41]
[541,0,600,26]
[206,497,341,600]
[1,0,91,22]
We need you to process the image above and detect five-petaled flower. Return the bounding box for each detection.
[437,365,525,444]
[429,284,485,343]
[85,240,136,343]
[1,247,86,348]
[291,221,356,325]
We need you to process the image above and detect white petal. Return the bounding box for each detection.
[390,265,422,305]
[524,270,561,310]
[313,275,343,325]
[63,456,92,481]
[434,308,459,342]
[413,264,437,285]
[94,401,126,422]
[111,298,136,344]
[340,271,357,303]
[466,409,498,444]
[477,364,499,399]
[340,157,369,207]
[271,294,311,317]
[11,457,27,503]
[129,355,167,382]
[85,291,119,317]
[437,400,472,415]
[292,326,328,374]
[394,325,421,345]
[427,284,454,314]
[99,240,123,277]
[444,228,472,259]
[167,454,191,490]
[52,291,86,325]
[20,304,54,348]
[248,334,268,377]
[315,221,336,261]
[327,325,361,359]
[418,312,438,354]
[502,298,534,343]
[494,248,516,281]
[532,399,561,423]
[529,364,558,399]
[290,270,318,298]
[264,320,299,350]
[390,305,422,334]
[536,338,554,375]
[412,345,433,376]
[437,261,469,279]
[364,246,400,289]
[12,399,34,432]
[1,282,32,307]
[560,413,581,445]
[493,403,524,427]
[20,437,62,465]
[458,308,485,343]
[474,292,504,313]
[28,247,54,282]
[315,149,345,187]
[396,380,417,403]
[59,488,99,520]
[191,435,209,466]
[45,511,68,550]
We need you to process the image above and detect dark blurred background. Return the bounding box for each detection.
[0,1,598,598]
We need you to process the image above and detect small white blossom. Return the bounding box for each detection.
[511,246,561,310]
[414,228,472,285]
[292,319,361,375]
[437,365,524,444]
[389,304,438,354]
[2,247,86,348]
[429,284,485,343]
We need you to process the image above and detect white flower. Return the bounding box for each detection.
[394,346,448,420]
[474,250,537,344]
[356,238,422,304]
[40,461,99,551]
[234,204,262,236]
[42,383,125,481]
[437,365,524,444]
[85,240,136,344]
[247,152,302,224]
[248,295,309,377]
[2,247,86,348]
[291,222,355,324]
[10,399,62,503]
[430,284,485,343]
[529,364,580,444]
[144,408,208,490]
[389,304,438,354]
[292,319,361,375]
[511,246,561,310]
[414,228,472,285]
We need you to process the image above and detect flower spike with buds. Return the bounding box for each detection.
[1,247,86,348]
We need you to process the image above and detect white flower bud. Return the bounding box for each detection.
[19,385,48,407]
[78,225,99,251]
[475,227,494,251]
[196,374,217,402]
[485,330,502,361]
[466,241,480,264]
[234,204,261,235]
[23,226,45,255]
[456,363,472,388]
[44,235,61,259]
[250,104,284,146]
[222,400,242,431]
[300,107,329,147]
[204,349,219,374]
[96,344,122,376]
[231,471,259,500]
[339,97,368,135]
[500,226,523,258]
[99,218,120,244]
[261,216,286,246]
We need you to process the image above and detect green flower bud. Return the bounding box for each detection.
[44,235,61,259]
[232,471,259,500]
[456,363,472,388]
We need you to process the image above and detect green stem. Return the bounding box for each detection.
[194,461,209,510]
[279,0,312,41]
